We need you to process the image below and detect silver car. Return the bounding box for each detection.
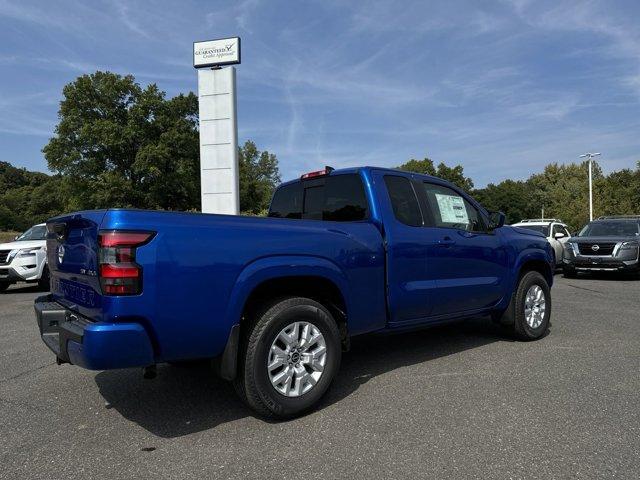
[511,219,571,266]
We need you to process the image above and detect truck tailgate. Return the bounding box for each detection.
[46,210,107,319]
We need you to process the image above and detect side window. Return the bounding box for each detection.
[563,227,571,237]
[552,224,563,237]
[421,182,485,232]
[383,176,423,226]
[269,183,302,219]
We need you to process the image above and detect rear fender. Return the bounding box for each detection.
[225,255,351,329]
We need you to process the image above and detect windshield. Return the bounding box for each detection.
[517,225,549,236]
[579,221,640,237]
[15,225,47,241]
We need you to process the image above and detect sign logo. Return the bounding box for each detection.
[591,244,600,252]
[193,37,241,68]
[57,245,65,263]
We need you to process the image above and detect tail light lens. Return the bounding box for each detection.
[98,230,155,295]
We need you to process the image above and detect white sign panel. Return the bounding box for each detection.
[194,37,241,68]
[435,193,469,224]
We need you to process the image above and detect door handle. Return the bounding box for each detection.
[437,236,456,247]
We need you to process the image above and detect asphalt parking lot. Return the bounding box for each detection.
[1,274,639,480]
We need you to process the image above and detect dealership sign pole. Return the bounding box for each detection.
[193,37,241,214]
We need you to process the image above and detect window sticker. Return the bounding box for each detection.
[435,193,468,224]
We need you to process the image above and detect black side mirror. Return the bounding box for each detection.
[488,211,506,230]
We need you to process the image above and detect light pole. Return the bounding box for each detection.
[579,152,601,221]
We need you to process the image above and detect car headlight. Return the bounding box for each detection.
[17,246,44,257]
[618,241,639,257]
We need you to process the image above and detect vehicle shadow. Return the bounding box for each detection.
[95,317,510,438]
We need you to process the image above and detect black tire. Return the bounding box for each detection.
[233,296,342,419]
[0,282,9,292]
[511,271,552,341]
[563,267,577,279]
[38,265,50,291]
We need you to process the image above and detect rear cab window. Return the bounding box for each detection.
[269,182,302,219]
[269,173,369,222]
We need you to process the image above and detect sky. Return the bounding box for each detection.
[0,0,639,187]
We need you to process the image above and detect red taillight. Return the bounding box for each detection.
[99,231,154,247]
[301,166,334,180]
[98,230,155,296]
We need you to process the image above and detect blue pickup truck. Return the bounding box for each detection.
[35,166,554,418]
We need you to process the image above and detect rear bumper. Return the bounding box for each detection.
[34,294,154,370]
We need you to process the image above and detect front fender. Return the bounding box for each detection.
[224,255,352,329]
[513,245,555,287]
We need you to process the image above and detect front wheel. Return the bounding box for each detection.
[234,297,342,419]
[512,271,552,341]
[0,282,10,292]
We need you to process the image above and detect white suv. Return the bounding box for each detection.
[511,219,571,266]
[0,223,49,292]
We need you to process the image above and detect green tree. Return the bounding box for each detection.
[525,161,604,231]
[0,161,67,231]
[398,157,474,191]
[238,140,281,214]
[473,179,536,225]
[43,71,200,211]
[598,163,640,217]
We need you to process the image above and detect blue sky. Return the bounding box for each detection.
[1,0,639,187]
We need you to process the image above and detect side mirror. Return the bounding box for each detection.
[488,211,505,230]
[553,232,566,239]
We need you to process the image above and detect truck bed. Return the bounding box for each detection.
[46,209,387,363]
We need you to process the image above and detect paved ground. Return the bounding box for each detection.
[1,274,639,479]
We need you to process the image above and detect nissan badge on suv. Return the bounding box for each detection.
[562,216,640,278]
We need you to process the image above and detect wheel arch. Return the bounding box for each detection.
[218,256,351,380]
[516,256,553,287]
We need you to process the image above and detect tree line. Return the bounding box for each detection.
[1,71,638,233]
[398,157,640,231]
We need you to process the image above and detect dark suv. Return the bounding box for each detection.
[562,216,640,277]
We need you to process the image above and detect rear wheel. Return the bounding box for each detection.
[234,296,342,419]
[0,282,10,292]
